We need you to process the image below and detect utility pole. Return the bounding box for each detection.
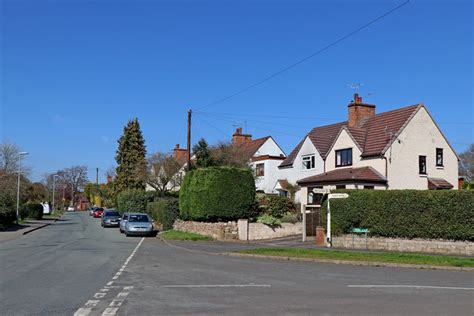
[96,167,99,185]
[52,174,58,212]
[187,109,192,170]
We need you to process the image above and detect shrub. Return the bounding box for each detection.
[281,212,300,224]
[0,193,16,227]
[323,190,474,241]
[255,194,296,218]
[20,203,43,220]
[179,167,255,221]
[257,214,281,226]
[146,198,179,231]
[116,190,152,213]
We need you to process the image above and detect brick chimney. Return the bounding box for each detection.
[232,127,252,146]
[173,144,188,161]
[348,93,376,127]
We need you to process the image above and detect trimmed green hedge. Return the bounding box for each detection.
[116,190,153,214]
[20,203,43,220]
[180,167,255,221]
[146,198,179,231]
[324,190,474,241]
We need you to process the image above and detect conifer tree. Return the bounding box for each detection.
[114,118,147,192]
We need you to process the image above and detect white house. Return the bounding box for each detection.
[277,93,459,202]
[231,128,286,194]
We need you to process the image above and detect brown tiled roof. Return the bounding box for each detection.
[428,178,453,190]
[279,104,422,168]
[239,136,271,158]
[297,166,387,185]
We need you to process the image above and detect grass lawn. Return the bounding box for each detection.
[160,230,212,241]
[238,248,474,268]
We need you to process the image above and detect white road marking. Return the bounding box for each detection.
[348,285,474,290]
[85,300,100,307]
[106,281,114,286]
[74,308,91,316]
[100,288,110,292]
[123,286,134,290]
[109,299,124,307]
[117,292,129,298]
[102,307,119,315]
[161,284,272,288]
[94,292,107,298]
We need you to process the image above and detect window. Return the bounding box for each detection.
[302,154,315,170]
[335,148,352,167]
[255,163,265,177]
[336,185,346,189]
[364,185,374,190]
[308,186,323,205]
[436,148,443,167]
[419,155,427,174]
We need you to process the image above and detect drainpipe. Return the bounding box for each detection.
[382,156,389,189]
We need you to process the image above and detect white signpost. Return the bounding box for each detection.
[326,193,349,247]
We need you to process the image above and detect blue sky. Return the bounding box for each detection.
[1,0,472,182]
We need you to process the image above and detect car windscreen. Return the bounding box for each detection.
[122,214,128,220]
[128,215,149,222]
[105,211,120,217]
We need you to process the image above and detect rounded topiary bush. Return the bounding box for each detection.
[179,167,255,221]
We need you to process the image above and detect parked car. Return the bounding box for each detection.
[93,208,104,218]
[67,206,75,212]
[124,213,156,237]
[101,210,121,227]
[89,207,97,216]
[119,212,129,233]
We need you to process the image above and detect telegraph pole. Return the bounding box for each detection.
[187,109,192,170]
[96,168,99,185]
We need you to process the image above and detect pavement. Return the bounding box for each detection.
[1,212,473,315]
[0,218,60,244]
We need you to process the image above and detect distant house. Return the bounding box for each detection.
[231,127,286,194]
[278,93,459,202]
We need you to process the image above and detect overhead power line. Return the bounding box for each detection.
[195,0,410,111]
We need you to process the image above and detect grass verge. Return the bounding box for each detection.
[237,248,474,268]
[160,230,212,241]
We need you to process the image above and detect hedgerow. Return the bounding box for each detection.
[146,198,179,231]
[323,190,474,241]
[179,167,255,221]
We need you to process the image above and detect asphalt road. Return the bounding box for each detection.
[0,212,140,316]
[1,212,473,315]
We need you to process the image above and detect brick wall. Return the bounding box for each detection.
[332,234,474,256]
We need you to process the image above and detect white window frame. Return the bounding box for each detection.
[302,154,316,170]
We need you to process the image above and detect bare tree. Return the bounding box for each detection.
[147,152,182,196]
[459,144,474,182]
[210,141,251,168]
[57,165,88,204]
[0,141,30,176]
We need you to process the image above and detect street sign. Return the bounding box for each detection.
[312,188,330,194]
[328,193,349,199]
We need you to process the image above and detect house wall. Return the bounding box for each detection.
[325,129,386,176]
[254,137,285,157]
[252,159,285,193]
[278,136,324,202]
[386,107,458,189]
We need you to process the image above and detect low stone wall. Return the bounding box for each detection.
[173,220,238,240]
[238,219,302,241]
[332,234,474,256]
[174,219,302,241]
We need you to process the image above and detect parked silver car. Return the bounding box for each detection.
[124,213,156,237]
[119,212,129,233]
[101,209,121,227]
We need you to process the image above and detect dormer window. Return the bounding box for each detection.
[335,148,352,167]
[302,154,315,170]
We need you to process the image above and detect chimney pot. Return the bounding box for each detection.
[348,94,375,127]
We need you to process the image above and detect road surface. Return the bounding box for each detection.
[1,212,472,315]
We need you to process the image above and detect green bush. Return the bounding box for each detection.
[281,212,300,224]
[322,190,474,241]
[0,193,16,227]
[257,214,281,226]
[179,167,255,221]
[20,203,44,220]
[116,190,152,214]
[146,198,179,231]
[251,194,297,220]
